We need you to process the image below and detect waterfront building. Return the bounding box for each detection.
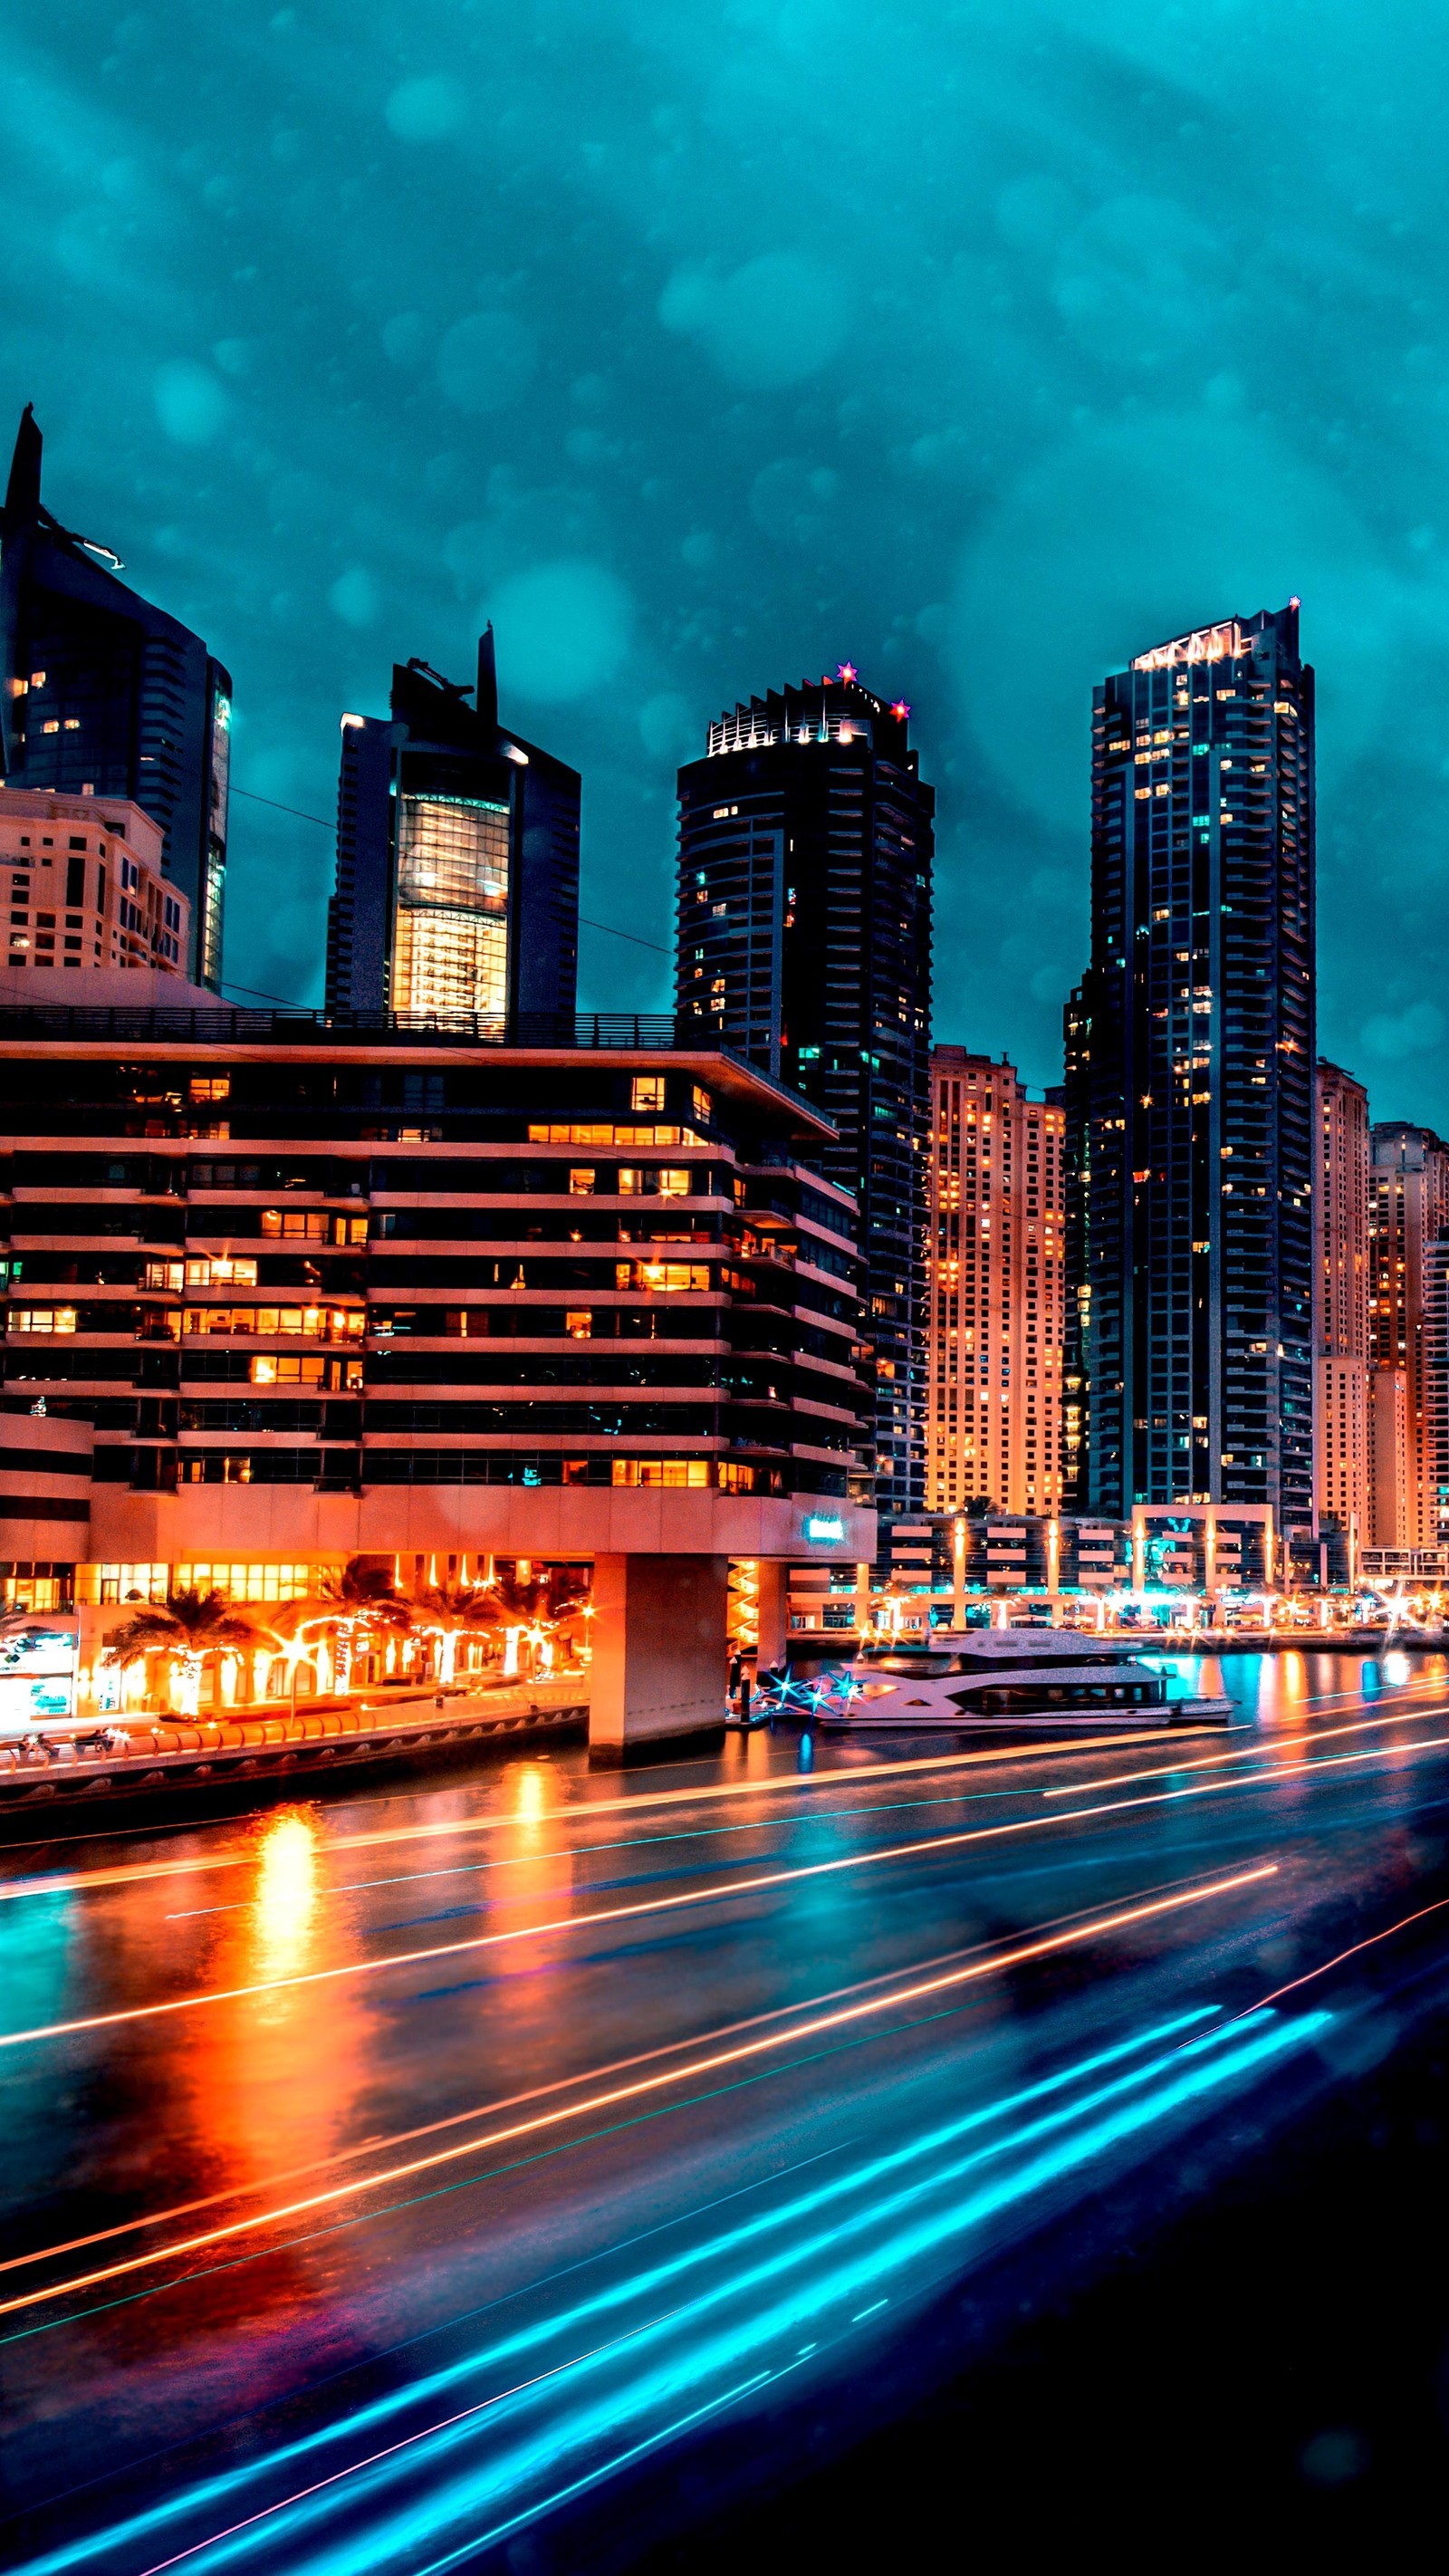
[1316,1059,1369,1572]
[674,670,933,1514]
[0,1005,872,1748]
[0,407,231,988]
[1368,1120,1449,1546]
[325,633,580,1028]
[1065,604,1315,1543]
[925,1048,1065,1515]
[0,789,189,985]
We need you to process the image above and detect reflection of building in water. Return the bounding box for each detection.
[326,630,580,1029]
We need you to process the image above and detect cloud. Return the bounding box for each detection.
[152,360,230,447]
[385,75,466,142]
[328,568,379,628]
[658,253,852,389]
[485,560,634,701]
[1358,1001,1445,1061]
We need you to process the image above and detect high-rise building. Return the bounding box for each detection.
[0,788,189,985]
[1065,605,1316,1548]
[325,633,580,1028]
[675,671,933,1513]
[1316,1059,1369,1563]
[1368,1120,1449,1545]
[0,406,231,989]
[925,1048,1065,1514]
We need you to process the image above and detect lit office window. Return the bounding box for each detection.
[393,793,510,1021]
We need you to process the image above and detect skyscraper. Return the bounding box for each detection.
[0,405,231,989]
[1065,605,1316,1544]
[325,632,580,1027]
[926,1048,1065,1515]
[675,671,933,1513]
[1315,1059,1369,1565]
[1368,1120,1449,1544]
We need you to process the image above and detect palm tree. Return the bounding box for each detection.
[412,1579,497,1685]
[102,1589,260,1716]
[272,1557,414,1698]
[481,1566,590,1677]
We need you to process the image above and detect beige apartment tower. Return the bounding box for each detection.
[926,1048,1065,1515]
[1315,1061,1369,1569]
[1369,1121,1449,1545]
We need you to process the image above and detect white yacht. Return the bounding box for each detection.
[809,1629,1233,1733]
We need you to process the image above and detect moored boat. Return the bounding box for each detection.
[792,1630,1233,1732]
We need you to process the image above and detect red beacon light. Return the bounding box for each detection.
[837,660,858,683]
[890,699,910,721]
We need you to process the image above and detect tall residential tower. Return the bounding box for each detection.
[1315,1059,1369,1565]
[675,671,933,1513]
[325,632,580,1027]
[1065,605,1316,1548]
[926,1048,1065,1515]
[0,406,231,987]
[1368,1120,1449,1546]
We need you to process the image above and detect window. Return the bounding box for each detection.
[611,1458,709,1487]
[189,1076,231,1103]
[143,1261,185,1292]
[566,1310,592,1339]
[568,1168,595,1195]
[616,1261,712,1293]
[260,1209,331,1240]
[7,1307,76,1334]
[631,1076,667,1112]
[186,1256,258,1287]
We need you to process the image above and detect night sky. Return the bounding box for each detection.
[7,3,1448,1122]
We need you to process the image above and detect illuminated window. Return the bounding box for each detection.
[611,1458,709,1488]
[186,1256,258,1286]
[631,1076,667,1112]
[189,1075,231,1103]
[7,1307,76,1334]
[565,1310,592,1339]
[568,1168,595,1195]
[393,793,510,1020]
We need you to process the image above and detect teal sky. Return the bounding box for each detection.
[7,1,1449,1121]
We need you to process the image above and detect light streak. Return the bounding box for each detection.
[0,1869,1273,2316]
[61,2007,1327,2576]
[11,2004,1232,2576]
[1042,1691,1449,1797]
[0,1874,1217,2274]
[0,1728,1214,1908]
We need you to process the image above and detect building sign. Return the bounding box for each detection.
[803,1514,846,1545]
[0,1617,79,1723]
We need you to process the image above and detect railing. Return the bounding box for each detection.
[0,1004,715,1050]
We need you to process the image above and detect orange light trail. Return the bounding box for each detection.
[1042,1693,1449,1797]
[0,1727,1214,1907]
[6,1717,1448,2055]
[0,1863,1276,2320]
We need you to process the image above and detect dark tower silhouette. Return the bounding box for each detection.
[1064,604,1316,1541]
[325,626,580,1026]
[0,405,232,987]
[674,670,933,1514]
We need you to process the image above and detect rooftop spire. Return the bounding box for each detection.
[476,622,498,731]
[4,404,42,529]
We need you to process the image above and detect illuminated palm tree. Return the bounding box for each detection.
[272,1557,414,1698]
[481,1566,590,1677]
[102,1589,260,1716]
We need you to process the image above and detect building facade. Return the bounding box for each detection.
[1368,1120,1449,1546]
[1065,605,1316,1541]
[0,1014,871,1588]
[674,670,933,1514]
[1316,1059,1369,1565]
[0,790,189,984]
[0,407,230,988]
[925,1047,1065,1515]
[325,632,580,1029]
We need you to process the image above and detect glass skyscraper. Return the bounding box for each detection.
[0,405,232,988]
[674,672,933,1513]
[1064,603,1316,1546]
[325,630,580,1029]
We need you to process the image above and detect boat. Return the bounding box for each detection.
[792,1630,1233,1733]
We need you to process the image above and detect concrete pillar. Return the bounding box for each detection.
[855,1560,872,1637]
[755,1560,789,1668]
[589,1553,728,1764]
